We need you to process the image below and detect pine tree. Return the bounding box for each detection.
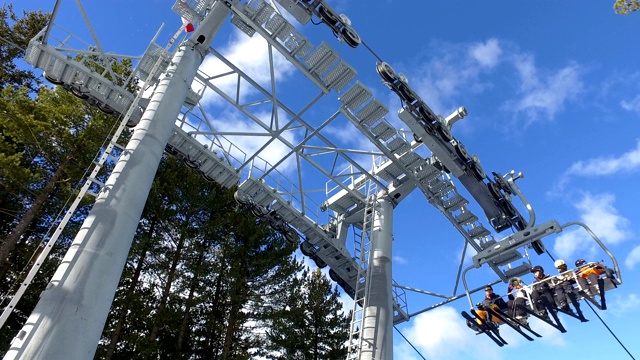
[264,267,349,359]
[0,4,49,92]
[96,156,302,359]
[1,7,352,360]
[0,84,121,354]
[0,5,49,274]
[0,8,138,353]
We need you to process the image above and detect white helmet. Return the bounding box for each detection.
[554,259,566,268]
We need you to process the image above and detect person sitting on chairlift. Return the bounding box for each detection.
[530,265,555,316]
[507,277,529,325]
[552,259,581,315]
[574,259,612,296]
[474,285,508,324]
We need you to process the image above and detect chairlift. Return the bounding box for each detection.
[460,218,623,346]
[459,169,623,344]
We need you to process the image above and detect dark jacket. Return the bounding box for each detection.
[482,293,508,310]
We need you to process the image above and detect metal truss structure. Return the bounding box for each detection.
[2,0,623,359]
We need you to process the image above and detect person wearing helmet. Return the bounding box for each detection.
[530,265,555,316]
[553,259,583,318]
[506,277,529,325]
[554,259,566,268]
[575,259,608,296]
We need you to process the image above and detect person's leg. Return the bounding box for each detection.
[563,283,583,316]
[515,298,528,317]
[531,289,542,310]
[507,299,515,317]
[588,273,600,295]
[475,309,488,322]
[554,287,568,309]
[489,304,502,323]
[542,289,555,308]
[577,277,591,295]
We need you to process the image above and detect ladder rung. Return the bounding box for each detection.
[87,177,105,188]
[428,179,450,194]
[110,140,126,150]
[468,225,490,239]
[443,194,468,211]
[455,211,477,225]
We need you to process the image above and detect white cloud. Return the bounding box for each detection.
[525,316,568,346]
[625,245,640,269]
[338,291,354,316]
[196,29,296,106]
[400,38,583,128]
[621,94,640,114]
[408,38,504,116]
[321,120,391,174]
[324,122,373,150]
[565,139,640,177]
[554,192,630,260]
[393,255,408,265]
[209,110,299,174]
[394,306,572,360]
[609,293,640,317]
[553,140,640,193]
[509,60,584,122]
[553,228,587,261]
[455,241,478,269]
[575,193,630,245]
[469,38,502,69]
[513,53,539,92]
[396,307,501,359]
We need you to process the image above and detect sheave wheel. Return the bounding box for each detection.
[454,143,472,163]
[44,72,63,85]
[376,62,398,83]
[397,83,416,104]
[250,203,268,218]
[283,226,299,244]
[434,122,452,142]
[300,241,314,256]
[97,102,115,115]
[234,191,250,205]
[318,5,339,26]
[70,85,89,99]
[492,171,513,194]
[341,27,361,48]
[469,162,487,181]
[531,240,545,255]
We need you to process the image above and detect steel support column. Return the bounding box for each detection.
[360,197,394,360]
[3,3,230,359]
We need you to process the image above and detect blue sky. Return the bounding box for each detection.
[13,1,640,359]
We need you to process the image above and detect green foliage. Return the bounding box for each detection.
[0,4,49,92]
[614,0,640,14]
[263,268,350,359]
[95,157,313,359]
[0,86,121,357]
[1,8,351,359]
[0,82,119,260]
[0,4,49,239]
[0,8,134,354]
